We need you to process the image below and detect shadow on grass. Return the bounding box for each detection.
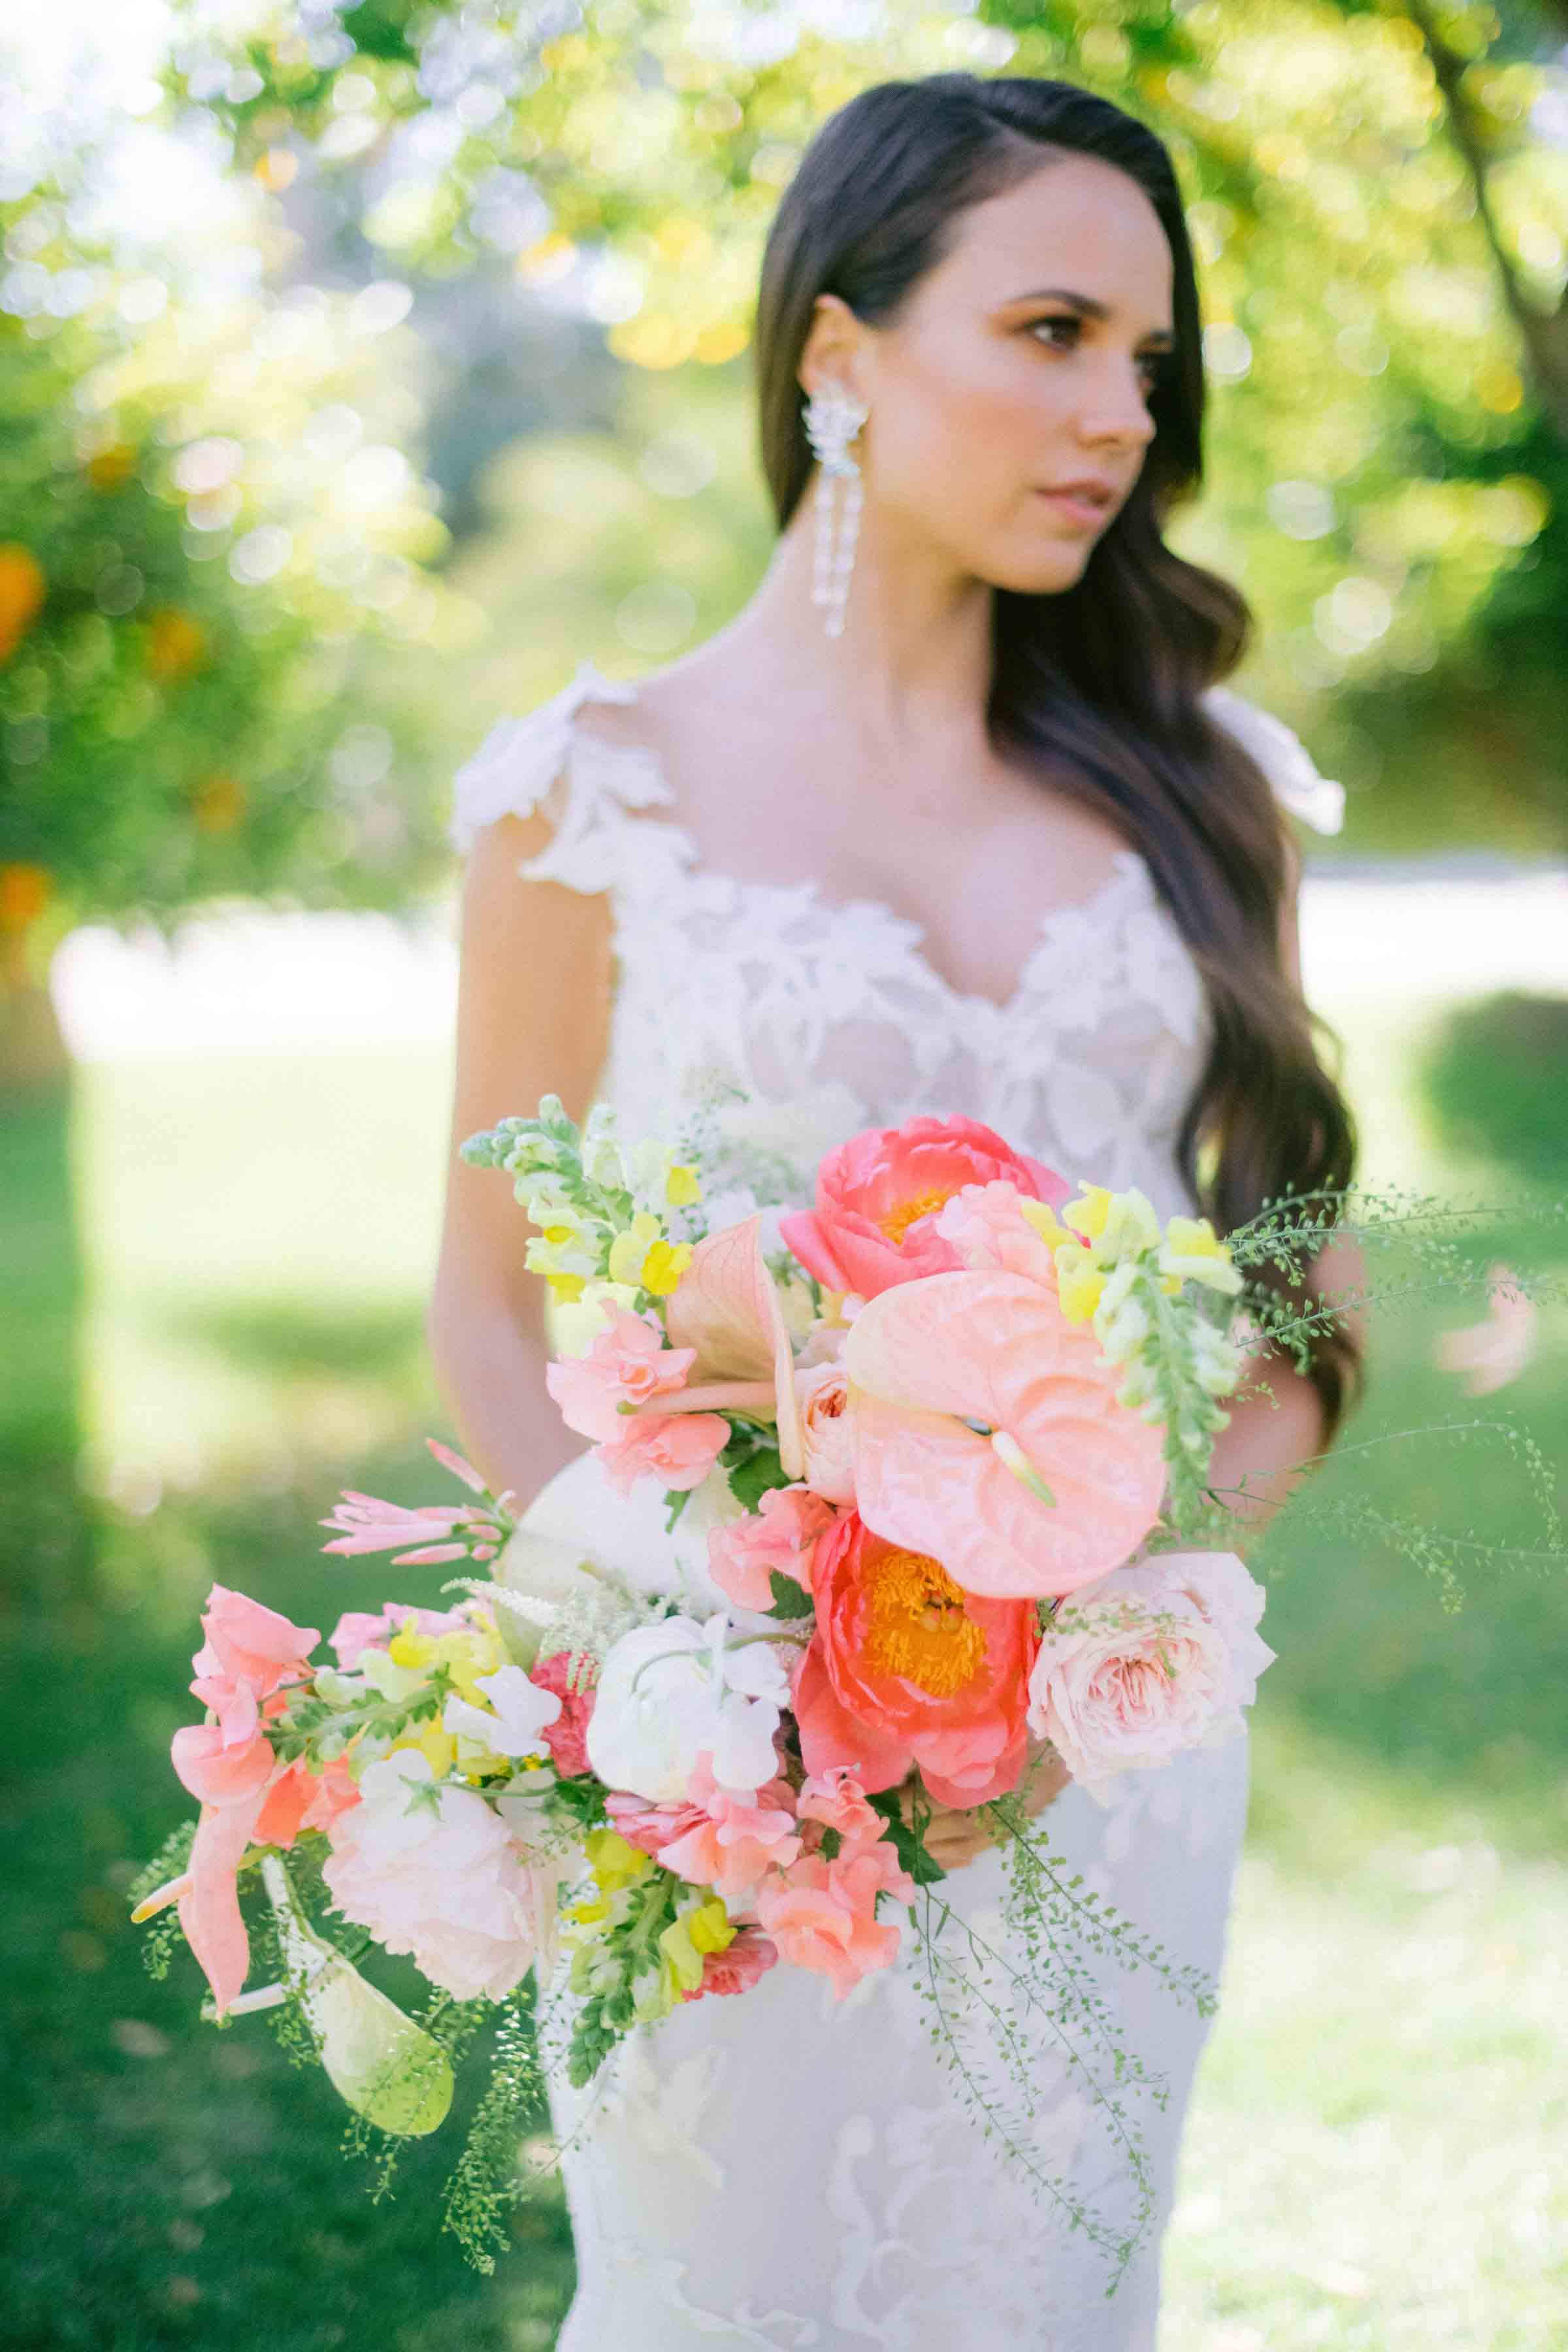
[0,1447,576,2352]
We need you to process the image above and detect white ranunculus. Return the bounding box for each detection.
[321,1752,536,2002]
[1027,1549,1275,1800]
[585,1611,789,1803]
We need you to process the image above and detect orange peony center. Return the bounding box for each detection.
[860,1546,988,1699]
[876,1186,954,1247]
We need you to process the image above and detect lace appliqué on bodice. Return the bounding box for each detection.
[448,657,1342,1222]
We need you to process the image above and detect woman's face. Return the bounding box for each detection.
[814,153,1177,595]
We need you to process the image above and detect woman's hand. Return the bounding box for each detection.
[896,1743,1071,1873]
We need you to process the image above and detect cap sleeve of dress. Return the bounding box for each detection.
[446,656,681,893]
[1201,683,1346,836]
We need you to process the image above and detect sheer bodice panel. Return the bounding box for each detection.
[448,657,1339,1215]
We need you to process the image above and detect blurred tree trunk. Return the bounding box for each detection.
[1406,0,1568,437]
[0,939,70,1097]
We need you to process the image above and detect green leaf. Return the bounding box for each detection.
[727,1446,792,1513]
[766,1571,813,1620]
[867,1789,947,1886]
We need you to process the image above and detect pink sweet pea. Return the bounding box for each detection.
[189,1585,319,1747]
[545,1307,698,1442]
[796,1765,885,1851]
[596,1407,730,1497]
[754,1841,914,1999]
[707,1484,840,1612]
[653,1754,802,1899]
[792,1512,1037,1808]
[845,1267,1167,1599]
[779,1116,1072,1302]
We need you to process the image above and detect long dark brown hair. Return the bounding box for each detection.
[755,71,1363,1445]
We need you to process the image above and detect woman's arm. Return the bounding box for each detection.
[426,801,615,1511]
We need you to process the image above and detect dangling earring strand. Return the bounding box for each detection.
[804,382,868,640]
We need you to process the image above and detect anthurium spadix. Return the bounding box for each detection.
[629,1213,804,1478]
[842,1269,1168,1599]
[259,1855,454,2136]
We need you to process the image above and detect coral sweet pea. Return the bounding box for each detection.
[792,1512,1039,1807]
[779,1116,1072,1301]
[843,1267,1168,1601]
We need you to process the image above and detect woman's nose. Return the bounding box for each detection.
[1078,363,1158,448]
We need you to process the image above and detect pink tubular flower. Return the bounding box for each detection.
[528,1651,596,1778]
[596,1407,730,1497]
[707,1484,840,1612]
[683,1927,779,2001]
[545,1307,698,1442]
[755,1842,913,1999]
[318,1490,489,1564]
[792,1512,1038,1808]
[779,1116,1072,1301]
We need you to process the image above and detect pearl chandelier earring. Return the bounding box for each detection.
[804,381,869,640]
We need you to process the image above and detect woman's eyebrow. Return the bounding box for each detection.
[1007,286,1176,346]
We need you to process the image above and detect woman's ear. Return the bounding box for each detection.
[798,291,868,406]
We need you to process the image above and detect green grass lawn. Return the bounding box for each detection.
[1,999,1563,2349]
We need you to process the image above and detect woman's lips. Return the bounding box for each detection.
[1034,487,1111,531]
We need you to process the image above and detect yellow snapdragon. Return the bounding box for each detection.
[606,1209,693,1296]
[583,1827,655,1895]
[657,1895,736,2006]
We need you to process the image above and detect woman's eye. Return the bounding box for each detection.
[1028,318,1168,389]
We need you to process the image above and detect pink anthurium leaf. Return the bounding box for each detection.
[664,1214,803,1477]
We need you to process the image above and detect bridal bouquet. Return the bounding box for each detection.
[132,1099,1276,2195]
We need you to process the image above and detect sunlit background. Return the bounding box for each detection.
[3,3,1566,2346]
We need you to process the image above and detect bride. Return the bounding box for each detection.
[430,69,1363,2352]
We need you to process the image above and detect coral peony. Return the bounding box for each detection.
[779,1115,1071,1301]
[844,1267,1167,1599]
[792,1512,1037,1808]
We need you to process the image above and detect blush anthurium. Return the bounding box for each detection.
[843,1268,1168,1599]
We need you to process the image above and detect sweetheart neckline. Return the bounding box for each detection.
[565,659,1160,1021]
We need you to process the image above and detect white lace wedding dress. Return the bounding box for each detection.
[447,658,1343,2351]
